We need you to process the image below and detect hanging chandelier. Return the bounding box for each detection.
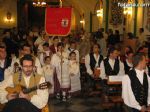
[32,0,47,7]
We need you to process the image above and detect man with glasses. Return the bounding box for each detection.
[0,54,49,112]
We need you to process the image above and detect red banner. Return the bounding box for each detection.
[45,7,72,36]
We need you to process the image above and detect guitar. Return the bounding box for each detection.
[5,81,52,96]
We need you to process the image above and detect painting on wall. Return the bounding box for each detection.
[144,0,150,35]
[109,0,127,27]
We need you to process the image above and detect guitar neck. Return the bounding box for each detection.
[22,86,38,94]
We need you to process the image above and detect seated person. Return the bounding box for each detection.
[85,43,103,90]
[120,46,133,62]
[123,50,134,74]
[100,47,125,96]
[122,53,150,112]
[100,47,125,79]
[0,54,49,112]
[0,43,12,82]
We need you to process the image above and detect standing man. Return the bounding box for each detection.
[122,53,150,112]
[0,54,49,112]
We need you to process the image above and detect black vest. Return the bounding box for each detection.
[89,53,103,72]
[128,69,148,106]
[68,48,75,52]
[103,58,120,76]
[123,60,132,74]
[0,57,12,82]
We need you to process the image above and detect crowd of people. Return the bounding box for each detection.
[0,27,149,112]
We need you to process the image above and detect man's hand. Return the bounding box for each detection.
[19,91,31,101]
[6,93,17,101]
[141,105,146,112]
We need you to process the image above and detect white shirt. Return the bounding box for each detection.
[100,58,125,79]
[0,60,5,68]
[0,75,49,109]
[122,69,150,110]
[85,53,101,75]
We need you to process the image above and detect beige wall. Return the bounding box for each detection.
[0,0,17,28]
[136,0,144,36]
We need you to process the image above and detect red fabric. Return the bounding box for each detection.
[49,44,57,53]
[45,7,72,36]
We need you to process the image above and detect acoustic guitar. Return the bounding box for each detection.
[5,81,52,96]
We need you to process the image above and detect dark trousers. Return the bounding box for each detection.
[124,104,140,112]
[87,74,102,90]
[2,98,41,112]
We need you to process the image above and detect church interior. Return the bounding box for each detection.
[0,0,150,112]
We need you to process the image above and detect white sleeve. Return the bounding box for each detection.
[30,77,49,109]
[118,61,125,76]
[35,58,43,75]
[122,75,141,110]
[4,67,13,80]
[100,61,106,79]
[34,37,42,46]
[50,54,58,68]
[0,76,14,104]
[39,53,44,66]
[76,50,80,63]
[85,54,93,75]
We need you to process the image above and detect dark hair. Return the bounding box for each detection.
[44,56,51,62]
[136,46,144,53]
[107,46,117,56]
[132,53,145,68]
[139,28,144,32]
[70,40,76,45]
[126,50,134,56]
[53,36,58,40]
[57,42,64,48]
[127,32,134,39]
[22,43,32,53]
[69,51,76,57]
[92,43,100,51]
[42,42,49,47]
[20,54,34,66]
[125,46,133,52]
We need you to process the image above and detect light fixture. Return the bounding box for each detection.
[4,12,14,22]
[123,7,132,15]
[32,0,47,7]
[80,20,85,24]
[123,0,132,16]
[97,9,103,17]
